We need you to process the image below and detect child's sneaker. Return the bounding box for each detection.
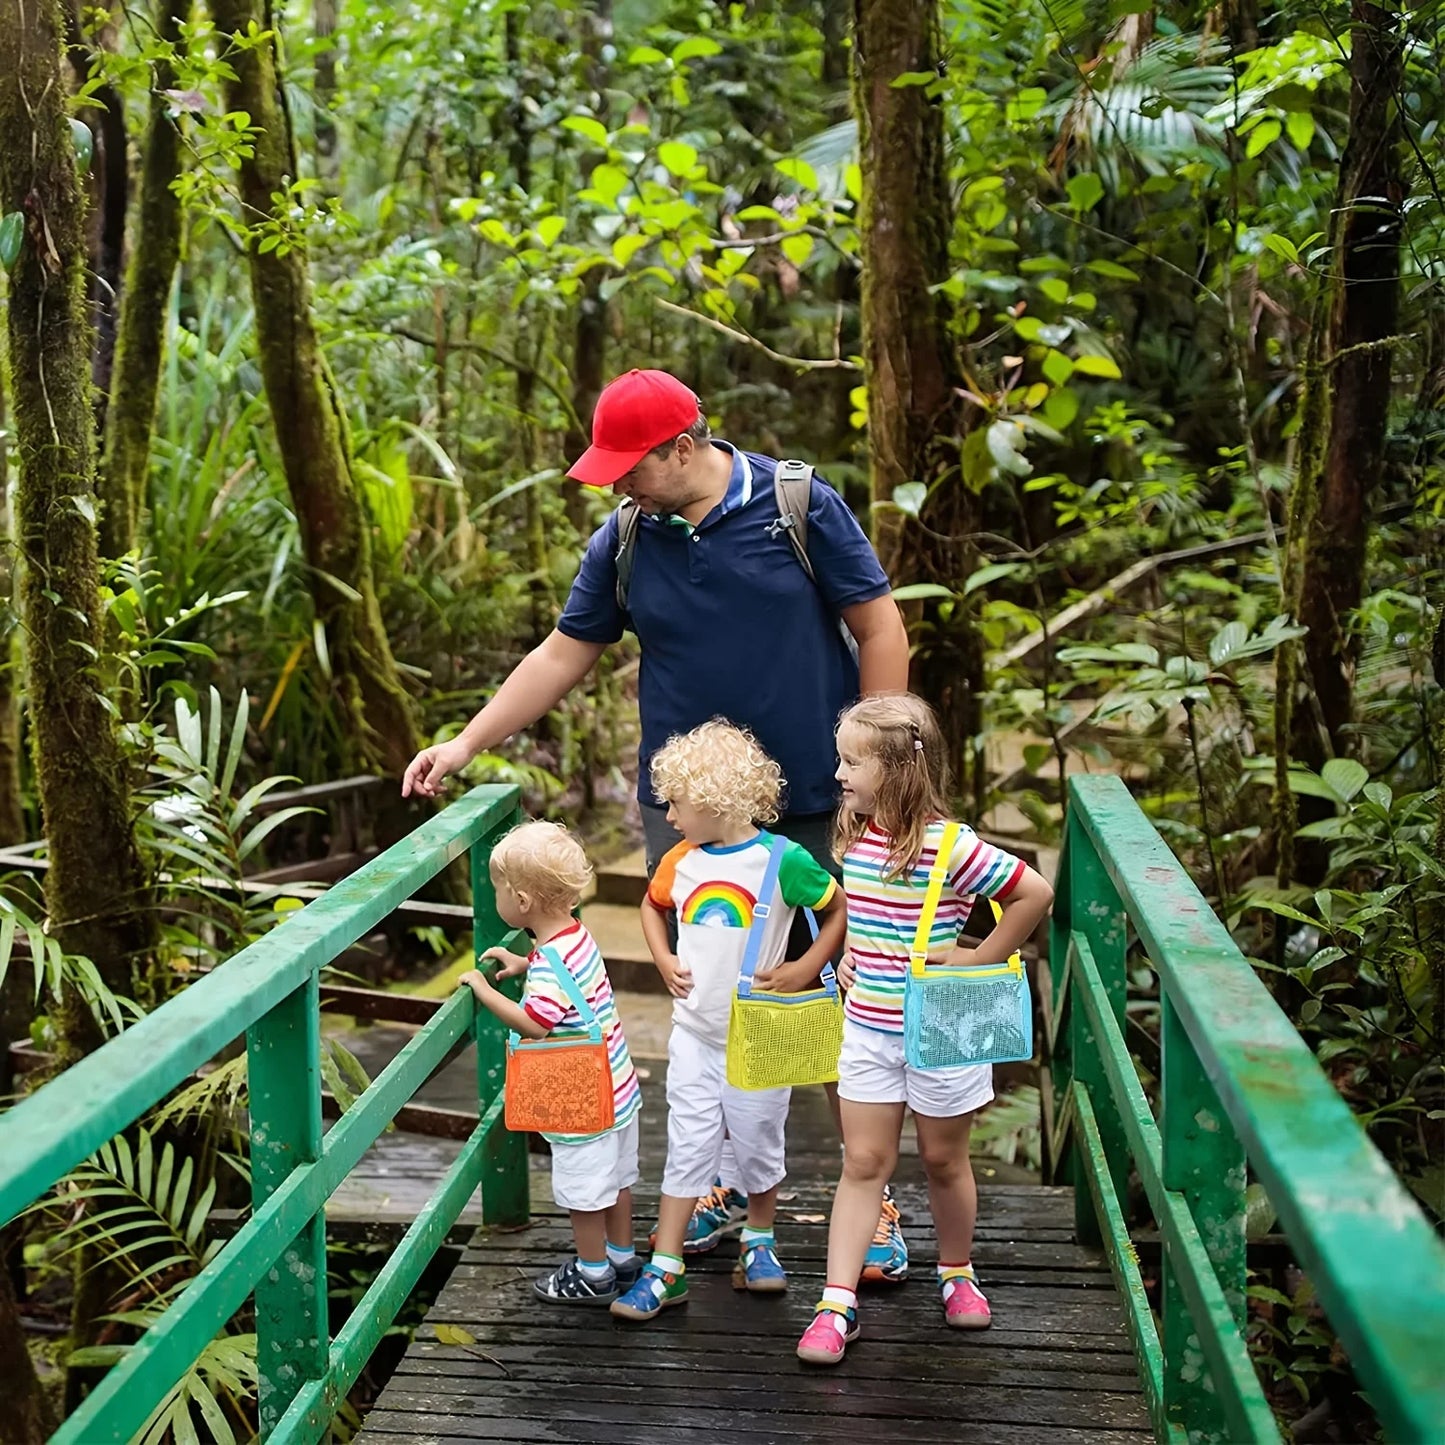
[649,1182,748,1255]
[860,1188,908,1283]
[613,1256,643,1291]
[940,1264,991,1329]
[731,1241,787,1293]
[609,1262,688,1321]
[532,1257,618,1307]
[796,1300,859,1365]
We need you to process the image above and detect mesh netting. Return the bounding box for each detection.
[903,970,1033,1069]
[727,992,844,1090]
[504,1039,616,1134]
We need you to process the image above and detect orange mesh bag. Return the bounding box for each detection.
[503,949,615,1136]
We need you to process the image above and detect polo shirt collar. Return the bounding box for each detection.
[655,440,753,530]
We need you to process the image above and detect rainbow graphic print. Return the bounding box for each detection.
[680,881,756,929]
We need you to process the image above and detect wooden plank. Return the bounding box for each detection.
[1069,774,1445,1443]
[359,1408,1151,1445]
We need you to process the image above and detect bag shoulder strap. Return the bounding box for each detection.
[613,501,642,611]
[771,460,816,580]
[736,835,789,998]
[769,459,860,664]
[909,823,961,979]
[530,942,604,1040]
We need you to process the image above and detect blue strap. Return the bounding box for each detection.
[508,941,604,1047]
[736,835,788,998]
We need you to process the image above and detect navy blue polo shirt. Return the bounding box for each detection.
[558,443,891,814]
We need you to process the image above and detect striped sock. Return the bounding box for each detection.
[577,1256,611,1281]
[741,1226,775,1249]
[606,1241,636,1269]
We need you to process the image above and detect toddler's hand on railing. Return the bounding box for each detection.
[481,945,530,978]
[457,968,493,999]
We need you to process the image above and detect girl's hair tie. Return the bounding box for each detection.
[909,720,924,760]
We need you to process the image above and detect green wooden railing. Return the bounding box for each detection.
[0,784,529,1445]
[1047,775,1445,1445]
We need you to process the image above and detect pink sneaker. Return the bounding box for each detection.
[940,1265,991,1329]
[796,1301,859,1365]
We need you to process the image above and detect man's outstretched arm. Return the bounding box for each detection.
[402,629,606,797]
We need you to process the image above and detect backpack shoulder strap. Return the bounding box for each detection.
[613,500,642,611]
[771,459,816,581]
[770,459,859,663]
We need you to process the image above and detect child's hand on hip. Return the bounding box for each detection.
[480,945,530,978]
[657,955,693,999]
[753,959,822,995]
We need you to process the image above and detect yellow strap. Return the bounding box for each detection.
[909,822,961,978]
[909,834,1024,979]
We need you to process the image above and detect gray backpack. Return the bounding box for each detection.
[611,458,858,660]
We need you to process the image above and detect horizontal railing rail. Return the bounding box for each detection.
[0,784,527,1444]
[1047,774,1445,1445]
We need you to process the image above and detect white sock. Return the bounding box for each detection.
[606,1240,635,1268]
[577,1256,611,1281]
[821,1285,856,1311]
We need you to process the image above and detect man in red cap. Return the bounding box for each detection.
[403,368,912,1278]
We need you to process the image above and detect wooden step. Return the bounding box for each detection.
[593,847,649,907]
[579,900,663,994]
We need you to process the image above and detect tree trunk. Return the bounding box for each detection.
[0,361,26,847]
[1274,2,1402,887]
[96,0,190,561]
[0,1253,57,1445]
[0,0,157,1035]
[209,0,421,778]
[313,0,339,178]
[64,4,128,438]
[852,0,981,801]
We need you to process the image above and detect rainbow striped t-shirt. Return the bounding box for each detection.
[843,820,1026,1035]
[523,921,641,1144]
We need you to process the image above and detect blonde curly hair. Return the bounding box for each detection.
[650,719,783,825]
[488,820,594,911]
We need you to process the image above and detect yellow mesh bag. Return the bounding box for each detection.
[726,983,844,1091]
[724,836,843,1090]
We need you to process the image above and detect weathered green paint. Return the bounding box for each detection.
[0,785,522,1227]
[470,821,531,1227]
[1061,774,1445,1444]
[1065,805,1130,1239]
[1161,990,1245,1442]
[269,1089,506,1444]
[1045,825,1075,1181]
[51,988,478,1443]
[1072,1083,1181,1445]
[1069,931,1273,1443]
[248,976,328,1436]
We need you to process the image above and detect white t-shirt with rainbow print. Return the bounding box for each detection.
[648,831,837,1048]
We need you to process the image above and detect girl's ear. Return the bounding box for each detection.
[512,889,533,915]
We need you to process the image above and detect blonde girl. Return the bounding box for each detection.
[796,694,1054,1364]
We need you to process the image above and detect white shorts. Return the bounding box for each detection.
[837,1018,994,1118]
[550,1115,641,1213]
[662,1026,790,1198]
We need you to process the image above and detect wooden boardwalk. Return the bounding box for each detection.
[357,1074,1153,1445]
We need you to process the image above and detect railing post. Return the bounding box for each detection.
[471,822,529,1228]
[1161,988,1247,1441]
[1065,799,1130,1244]
[247,974,329,1438]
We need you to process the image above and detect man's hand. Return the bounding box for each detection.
[656,955,694,999]
[481,946,530,978]
[752,959,824,995]
[402,738,474,799]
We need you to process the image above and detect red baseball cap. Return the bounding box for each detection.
[566,369,701,487]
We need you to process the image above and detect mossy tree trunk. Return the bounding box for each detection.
[209,0,421,777]
[1274,1,1403,884]
[1,0,162,1383]
[0,1256,57,1445]
[96,0,190,561]
[0,0,157,1033]
[852,0,982,804]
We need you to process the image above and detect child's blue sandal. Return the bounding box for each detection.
[732,1241,788,1293]
[609,1261,688,1320]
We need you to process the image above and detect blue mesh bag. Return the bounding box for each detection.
[902,824,1033,1070]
